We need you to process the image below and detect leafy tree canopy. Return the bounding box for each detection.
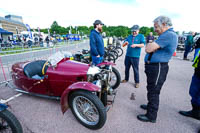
[38,21,159,37]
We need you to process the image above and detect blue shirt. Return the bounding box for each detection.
[144,28,178,63]
[89,29,104,57]
[125,34,145,58]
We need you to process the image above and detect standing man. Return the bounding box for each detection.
[179,50,200,120]
[121,25,145,88]
[89,20,105,65]
[137,16,178,123]
[183,32,195,60]
[146,32,155,43]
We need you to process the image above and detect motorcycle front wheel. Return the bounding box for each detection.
[0,109,23,133]
[69,90,106,130]
[109,67,121,89]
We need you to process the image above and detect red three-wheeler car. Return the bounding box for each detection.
[11,51,121,130]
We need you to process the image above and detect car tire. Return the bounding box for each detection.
[69,90,106,130]
[110,67,121,89]
[0,109,23,133]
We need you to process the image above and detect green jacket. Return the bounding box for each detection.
[185,35,194,46]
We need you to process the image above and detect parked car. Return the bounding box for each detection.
[11,51,121,129]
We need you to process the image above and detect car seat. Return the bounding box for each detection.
[24,60,48,79]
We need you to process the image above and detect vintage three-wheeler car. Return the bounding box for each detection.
[11,51,121,130]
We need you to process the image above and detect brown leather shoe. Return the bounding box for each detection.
[135,83,139,88]
[121,79,127,83]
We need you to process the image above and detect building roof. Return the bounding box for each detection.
[5,15,23,19]
[0,16,25,27]
[0,28,13,35]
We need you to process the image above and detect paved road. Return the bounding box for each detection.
[0,45,199,133]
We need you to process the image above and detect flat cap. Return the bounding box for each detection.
[93,20,104,25]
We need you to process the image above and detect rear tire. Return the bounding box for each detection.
[69,90,106,130]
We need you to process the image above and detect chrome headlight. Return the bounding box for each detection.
[93,80,102,89]
[87,66,101,75]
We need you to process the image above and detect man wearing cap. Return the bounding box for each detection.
[137,16,178,123]
[121,25,145,88]
[89,20,105,65]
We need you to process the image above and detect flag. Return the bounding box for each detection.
[25,24,33,39]
[16,27,19,34]
[48,28,50,36]
[37,27,40,35]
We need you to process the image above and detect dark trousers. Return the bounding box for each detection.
[145,63,169,120]
[184,45,192,59]
[189,75,200,106]
[91,56,103,66]
[124,56,139,83]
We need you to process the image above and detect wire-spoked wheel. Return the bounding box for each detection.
[69,90,106,130]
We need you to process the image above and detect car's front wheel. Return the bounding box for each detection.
[69,90,106,130]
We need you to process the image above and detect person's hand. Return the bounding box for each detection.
[122,41,128,47]
[131,44,137,48]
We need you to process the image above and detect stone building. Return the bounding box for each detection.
[0,15,27,34]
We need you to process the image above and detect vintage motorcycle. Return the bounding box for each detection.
[11,51,121,129]
[0,103,23,133]
[73,49,121,89]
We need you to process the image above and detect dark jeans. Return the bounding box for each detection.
[145,62,169,120]
[124,56,139,83]
[189,75,200,106]
[91,56,103,66]
[184,45,192,59]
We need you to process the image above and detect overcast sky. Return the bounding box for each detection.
[0,0,199,33]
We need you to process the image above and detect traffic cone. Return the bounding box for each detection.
[173,50,176,56]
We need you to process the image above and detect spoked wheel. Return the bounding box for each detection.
[116,47,123,57]
[110,50,118,60]
[0,109,23,133]
[104,54,115,63]
[69,91,106,130]
[109,67,121,89]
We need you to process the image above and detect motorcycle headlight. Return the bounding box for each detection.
[87,66,101,75]
[93,80,102,89]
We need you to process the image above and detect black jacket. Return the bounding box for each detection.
[195,37,200,49]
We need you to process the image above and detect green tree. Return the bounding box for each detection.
[77,26,90,35]
[40,29,48,34]
[50,21,60,34]
[48,21,158,38]
[139,26,150,37]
